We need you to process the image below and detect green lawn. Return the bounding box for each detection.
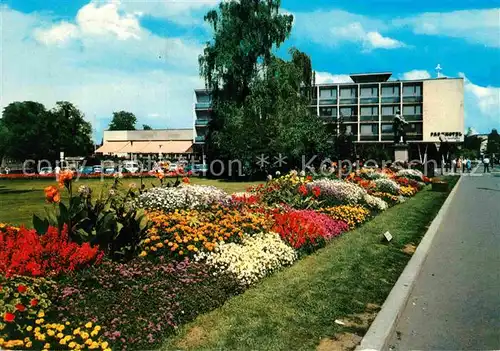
[163,177,459,351]
[0,177,262,227]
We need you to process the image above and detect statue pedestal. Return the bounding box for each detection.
[393,143,409,163]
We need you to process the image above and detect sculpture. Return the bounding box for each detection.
[393,109,408,144]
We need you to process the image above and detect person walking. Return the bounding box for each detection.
[457,158,462,173]
[483,156,490,173]
[452,158,457,173]
[466,158,472,173]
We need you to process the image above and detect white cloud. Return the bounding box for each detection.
[293,11,405,51]
[118,0,221,25]
[34,22,79,45]
[366,31,405,49]
[401,70,432,80]
[394,8,500,47]
[1,5,204,140]
[315,72,353,84]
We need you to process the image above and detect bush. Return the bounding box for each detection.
[306,179,367,206]
[374,178,401,195]
[53,259,242,351]
[395,169,424,182]
[142,206,272,259]
[0,275,56,342]
[272,210,349,251]
[0,225,103,277]
[363,194,389,212]
[196,232,297,286]
[319,205,370,229]
[136,184,229,212]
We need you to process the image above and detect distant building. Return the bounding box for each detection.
[96,129,194,159]
[194,72,465,160]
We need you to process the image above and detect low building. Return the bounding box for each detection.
[96,129,194,160]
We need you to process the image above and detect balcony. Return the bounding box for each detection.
[360,115,379,122]
[381,115,396,122]
[195,102,212,110]
[195,136,206,143]
[360,135,379,142]
[339,115,358,122]
[319,98,337,105]
[403,96,423,103]
[195,119,210,127]
[381,133,394,141]
[403,114,423,122]
[407,133,423,141]
[339,97,358,105]
[360,97,379,104]
[381,96,400,104]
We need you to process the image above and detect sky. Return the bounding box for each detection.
[1,0,499,141]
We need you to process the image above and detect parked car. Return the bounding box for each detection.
[39,167,53,175]
[193,164,208,173]
[104,167,116,174]
[123,161,140,174]
[92,166,102,174]
[168,163,178,172]
[79,166,94,175]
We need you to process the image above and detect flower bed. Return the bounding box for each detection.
[0,167,429,350]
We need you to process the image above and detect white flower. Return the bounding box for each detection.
[267,175,273,181]
[109,189,116,196]
[307,179,367,205]
[299,170,305,177]
[374,178,401,195]
[275,171,281,176]
[364,194,388,211]
[195,232,297,286]
[396,169,424,181]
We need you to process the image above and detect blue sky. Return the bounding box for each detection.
[1,0,499,140]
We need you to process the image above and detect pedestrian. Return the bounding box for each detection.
[452,158,457,173]
[461,157,466,173]
[483,156,490,173]
[466,158,471,173]
[457,158,462,173]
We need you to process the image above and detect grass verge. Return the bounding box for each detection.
[163,176,459,351]
[0,178,262,226]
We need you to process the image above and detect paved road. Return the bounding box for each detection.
[387,167,500,350]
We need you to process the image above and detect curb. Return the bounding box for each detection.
[356,176,463,351]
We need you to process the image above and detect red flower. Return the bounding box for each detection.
[312,186,321,198]
[298,184,308,196]
[306,175,313,181]
[15,304,26,312]
[182,177,190,184]
[30,299,38,307]
[17,285,27,294]
[3,312,15,322]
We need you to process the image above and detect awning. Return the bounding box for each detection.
[96,141,193,154]
[95,142,129,154]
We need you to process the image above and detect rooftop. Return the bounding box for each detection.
[349,72,392,83]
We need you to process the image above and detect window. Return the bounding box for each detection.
[320,107,336,117]
[197,94,211,103]
[319,88,336,99]
[340,107,354,116]
[360,86,378,97]
[340,87,356,97]
[381,124,393,133]
[345,125,353,134]
[382,106,398,116]
[403,105,422,115]
[403,85,422,96]
[361,106,378,116]
[409,123,423,134]
[382,85,400,96]
[360,124,378,135]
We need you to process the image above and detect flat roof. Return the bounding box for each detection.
[350,72,392,83]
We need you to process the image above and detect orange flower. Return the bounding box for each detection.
[182,177,190,184]
[44,186,60,203]
[58,170,74,188]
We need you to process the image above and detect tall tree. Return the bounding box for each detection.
[486,128,500,155]
[142,124,153,130]
[108,111,137,131]
[199,0,328,176]
[48,101,94,158]
[2,101,94,161]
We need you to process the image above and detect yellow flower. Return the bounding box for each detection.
[43,342,51,348]
[57,332,64,339]
[89,341,99,349]
[85,322,93,329]
[69,341,77,348]
[26,341,33,348]
[85,338,93,345]
[90,330,98,337]
[101,341,109,349]
[38,311,45,318]
[26,326,33,332]
[94,326,101,332]
[47,329,55,336]
[139,251,147,257]
[73,328,81,335]
[80,332,89,340]
[65,321,71,326]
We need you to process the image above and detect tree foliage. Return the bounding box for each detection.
[1,101,94,161]
[142,124,153,130]
[108,111,137,131]
[486,128,499,155]
[199,0,328,176]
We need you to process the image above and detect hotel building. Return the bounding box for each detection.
[194,72,464,158]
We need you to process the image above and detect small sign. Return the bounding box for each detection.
[383,231,393,242]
